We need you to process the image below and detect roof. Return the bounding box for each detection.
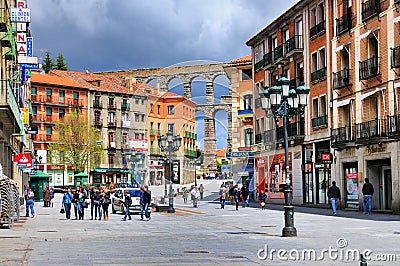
[231,54,252,64]
[216,149,228,157]
[31,73,87,89]
[49,70,144,95]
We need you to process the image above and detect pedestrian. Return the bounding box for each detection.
[258,190,267,210]
[62,188,74,220]
[190,185,200,208]
[327,181,341,216]
[78,188,87,220]
[219,184,227,209]
[362,178,374,215]
[73,187,80,220]
[43,186,51,207]
[143,185,151,221]
[26,187,35,218]
[182,187,188,204]
[121,190,132,221]
[102,187,111,220]
[233,184,240,211]
[199,184,204,200]
[139,187,145,220]
[240,184,249,208]
[49,187,55,208]
[90,187,101,220]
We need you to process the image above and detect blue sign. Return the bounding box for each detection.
[27,37,33,56]
[19,63,40,69]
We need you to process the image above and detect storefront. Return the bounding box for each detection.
[91,168,130,186]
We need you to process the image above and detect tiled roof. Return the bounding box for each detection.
[216,149,228,157]
[49,70,143,95]
[231,54,251,64]
[31,73,87,89]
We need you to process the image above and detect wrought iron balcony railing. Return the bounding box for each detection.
[273,44,284,61]
[336,11,352,36]
[388,114,400,136]
[284,35,303,54]
[391,46,400,69]
[276,121,305,139]
[311,67,327,82]
[312,115,327,128]
[362,0,380,22]
[333,68,351,90]
[354,119,387,142]
[254,58,264,72]
[290,76,305,88]
[359,56,380,80]
[264,52,273,66]
[331,126,352,146]
[310,21,325,38]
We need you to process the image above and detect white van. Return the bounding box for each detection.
[111,188,145,214]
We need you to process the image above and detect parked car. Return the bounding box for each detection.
[111,187,149,214]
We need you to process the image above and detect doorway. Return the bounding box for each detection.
[379,166,392,210]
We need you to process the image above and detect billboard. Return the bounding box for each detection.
[127,138,148,151]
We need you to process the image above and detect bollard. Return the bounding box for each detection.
[360,254,367,266]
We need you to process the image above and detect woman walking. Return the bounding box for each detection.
[49,187,55,208]
[219,184,227,209]
[101,187,111,220]
[62,188,74,220]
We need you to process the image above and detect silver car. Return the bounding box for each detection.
[111,188,143,214]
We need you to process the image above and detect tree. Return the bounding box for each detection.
[42,51,54,73]
[55,53,69,71]
[48,112,103,173]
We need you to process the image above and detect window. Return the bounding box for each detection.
[46,126,52,135]
[245,128,254,147]
[108,132,115,143]
[157,105,161,114]
[310,8,316,28]
[312,98,319,118]
[319,48,326,68]
[59,90,65,103]
[312,52,318,72]
[46,107,52,117]
[135,98,139,104]
[141,114,145,122]
[94,111,101,122]
[46,88,52,101]
[168,105,174,115]
[122,133,128,145]
[59,108,65,119]
[108,112,115,122]
[157,123,161,133]
[167,123,175,134]
[150,104,153,113]
[320,95,326,116]
[122,112,128,122]
[108,155,115,167]
[317,3,324,24]
[142,99,145,105]
[241,69,252,80]
[108,96,115,106]
[150,122,154,130]
[73,92,79,105]
[32,106,37,116]
[244,95,253,110]
[135,133,140,139]
[31,87,37,96]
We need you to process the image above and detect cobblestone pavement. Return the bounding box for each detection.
[1,187,400,265]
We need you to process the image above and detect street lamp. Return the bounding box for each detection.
[261,76,309,237]
[124,145,144,187]
[158,131,182,213]
[190,158,201,187]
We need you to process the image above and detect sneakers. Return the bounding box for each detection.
[31,214,35,218]
[121,218,126,221]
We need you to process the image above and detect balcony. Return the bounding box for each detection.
[150,147,161,155]
[108,102,116,109]
[264,52,273,68]
[255,133,262,144]
[312,115,328,128]
[388,114,400,137]
[94,120,102,127]
[93,100,101,108]
[333,69,351,90]
[336,11,352,36]
[276,121,305,140]
[354,119,387,143]
[108,120,117,127]
[391,46,400,68]
[359,57,380,80]
[254,58,265,72]
[121,102,130,111]
[311,67,327,82]
[157,129,162,135]
[150,129,155,136]
[284,35,303,57]
[290,76,304,88]
[331,126,352,147]
[362,0,381,22]
[310,21,325,39]
[273,44,284,61]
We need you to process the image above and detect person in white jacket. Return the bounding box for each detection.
[190,186,200,208]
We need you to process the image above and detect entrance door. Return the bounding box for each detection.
[316,168,330,204]
[379,167,392,210]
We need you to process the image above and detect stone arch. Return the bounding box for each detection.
[167,77,184,96]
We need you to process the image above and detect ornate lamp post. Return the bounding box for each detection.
[190,158,201,187]
[158,131,182,213]
[124,145,144,187]
[261,76,309,237]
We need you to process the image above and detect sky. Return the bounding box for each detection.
[28,0,298,149]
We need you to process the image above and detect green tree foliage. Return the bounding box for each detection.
[42,51,54,73]
[48,112,103,173]
[55,53,69,71]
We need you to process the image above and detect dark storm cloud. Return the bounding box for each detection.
[29,0,298,72]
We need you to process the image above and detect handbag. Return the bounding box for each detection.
[81,201,88,208]
[60,207,65,214]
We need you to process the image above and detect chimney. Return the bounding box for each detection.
[126,78,133,91]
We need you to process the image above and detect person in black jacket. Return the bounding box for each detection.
[362,178,374,214]
[143,185,152,221]
[121,190,132,221]
[327,181,341,216]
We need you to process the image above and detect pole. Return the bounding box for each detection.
[167,150,175,213]
[163,158,167,203]
[282,109,297,237]
[194,161,197,187]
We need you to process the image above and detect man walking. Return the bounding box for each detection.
[26,187,35,218]
[327,181,341,216]
[143,185,151,221]
[362,178,374,214]
[199,184,204,200]
[121,190,132,221]
[191,185,200,208]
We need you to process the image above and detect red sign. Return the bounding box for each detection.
[346,173,358,179]
[321,153,332,164]
[239,147,252,151]
[13,153,32,168]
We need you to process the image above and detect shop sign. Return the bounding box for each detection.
[321,153,332,164]
[27,125,38,134]
[10,8,31,22]
[226,151,254,159]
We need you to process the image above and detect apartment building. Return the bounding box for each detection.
[30,73,88,187]
[331,0,400,213]
[141,88,196,185]
[51,70,148,186]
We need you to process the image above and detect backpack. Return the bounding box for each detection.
[28,189,34,199]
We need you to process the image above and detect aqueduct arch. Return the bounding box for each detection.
[101,63,234,171]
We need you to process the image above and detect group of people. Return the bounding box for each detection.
[61,186,111,220]
[121,185,152,221]
[328,178,374,215]
[181,184,204,207]
[42,186,55,208]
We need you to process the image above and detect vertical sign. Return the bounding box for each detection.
[26,37,33,56]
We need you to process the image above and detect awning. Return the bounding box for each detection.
[359,30,371,41]
[334,45,344,53]
[74,172,89,177]
[334,98,354,108]
[394,82,400,88]
[394,16,400,23]
[360,88,380,101]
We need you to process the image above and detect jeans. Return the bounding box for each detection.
[26,199,35,216]
[64,203,71,219]
[123,205,131,220]
[73,203,78,219]
[78,202,84,220]
[144,203,150,219]
[220,199,225,209]
[91,203,98,219]
[193,197,198,207]
[363,195,373,214]
[331,198,338,214]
